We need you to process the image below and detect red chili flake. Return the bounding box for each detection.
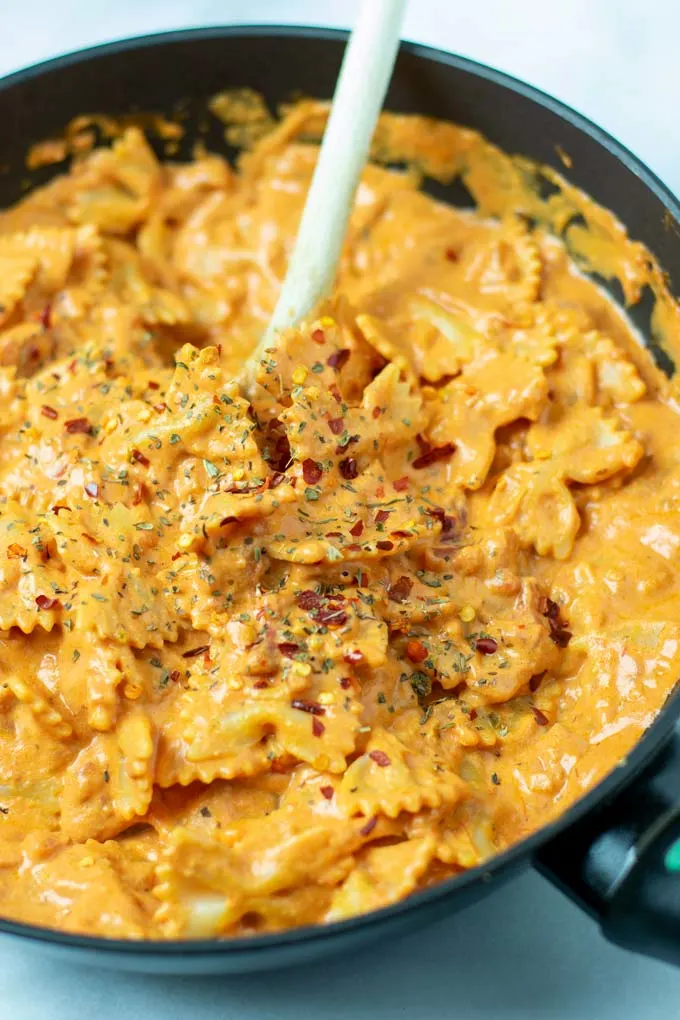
[277,641,299,658]
[475,637,498,655]
[339,458,358,480]
[343,649,364,665]
[311,328,325,344]
[413,443,456,470]
[376,540,394,551]
[375,485,385,499]
[325,531,343,539]
[296,589,324,611]
[84,482,99,499]
[253,679,269,689]
[7,543,27,560]
[35,595,59,610]
[51,504,69,515]
[64,417,92,435]
[445,247,458,262]
[532,707,550,726]
[388,576,413,602]
[529,672,545,693]
[39,303,52,329]
[426,507,456,535]
[340,677,353,689]
[170,669,181,682]
[268,471,286,489]
[131,449,150,468]
[132,483,147,507]
[406,639,428,663]
[541,597,572,647]
[147,380,160,390]
[390,530,410,539]
[291,698,325,716]
[360,816,377,836]
[393,476,409,492]
[349,520,364,538]
[41,405,58,420]
[312,716,325,737]
[329,383,342,404]
[182,645,210,659]
[328,417,344,435]
[372,406,381,419]
[327,349,350,371]
[468,708,478,721]
[320,785,334,800]
[374,509,390,524]
[302,458,323,485]
[316,605,349,627]
[369,750,391,767]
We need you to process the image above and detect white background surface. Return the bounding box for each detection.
[1,2,679,1017]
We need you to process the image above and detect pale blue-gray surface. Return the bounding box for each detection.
[0,2,679,1017]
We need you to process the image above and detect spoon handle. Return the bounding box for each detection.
[259,0,406,350]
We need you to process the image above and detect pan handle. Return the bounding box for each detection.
[535,724,680,967]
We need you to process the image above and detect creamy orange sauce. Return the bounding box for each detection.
[0,102,677,939]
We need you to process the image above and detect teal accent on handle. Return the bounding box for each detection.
[664,838,680,873]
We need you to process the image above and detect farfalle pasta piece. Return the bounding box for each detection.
[265,459,446,565]
[4,839,156,938]
[458,579,561,704]
[4,671,74,740]
[68,128,162,233]
[466,215,542,308]
[70,567,178,650]
[337,728,466,819]
[0,237,38,326]
[43,500,178,648]
[0,225,107,331]
[326,836,436,922]
[433,801,497,867]
[279,359,427,469]
[153,810,372,937]
[181,482,297,549]
[427,347,548,489]
[0,777,61,867]
[585,330,646,404]
[105,238,190,326]
[358,301,489,383]
[250,307,379,422]
[169,678,361,780]
[0,505,67,634]
[488,406,644,558]
[140,343,268,476]
[59,709,156,841]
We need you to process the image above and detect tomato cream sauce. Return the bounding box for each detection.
[0,98,676,938]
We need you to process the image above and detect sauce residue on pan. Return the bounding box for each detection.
[0,97,677,939]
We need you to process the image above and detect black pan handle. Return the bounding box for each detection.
[535,724,680,967]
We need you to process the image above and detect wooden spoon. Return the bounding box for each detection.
[242,0,407,386]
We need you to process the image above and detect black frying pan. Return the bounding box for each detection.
[1,25,679,975]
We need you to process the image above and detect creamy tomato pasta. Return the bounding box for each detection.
[0,102,677,939]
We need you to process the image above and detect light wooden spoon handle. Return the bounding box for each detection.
[250,0,406,365]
